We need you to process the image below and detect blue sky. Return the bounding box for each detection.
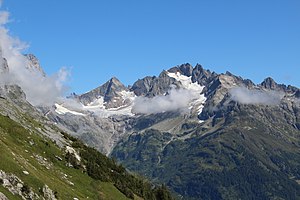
[2,0,300,94]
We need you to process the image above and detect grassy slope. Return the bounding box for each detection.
[0,114,131,200]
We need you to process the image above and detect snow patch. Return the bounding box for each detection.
[167,72,207,117]
[83,90,136,116]
[119,90,136,102]
[55,103,86,116]
[84,96,105,109]
[55,90,137,117]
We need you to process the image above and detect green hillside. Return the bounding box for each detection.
[0,114,172,200]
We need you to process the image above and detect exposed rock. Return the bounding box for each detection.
[131,70,181,97]
[296,90,300,98]
[24,54,46,77]
[65,146,81,162]
[79,77,129,108]
[0,48,9,74]
[34,154,53,169]
[168,63,193,77]
[47,109,133,154]
[0,83,67,148]
[22,171,29,175]
[42,184,57,200]
[260,77,287,91]
[191,64,214,85]
[0,170,40,199]
[0,58,9,74]
[0,85,26,101]
[0,192,8,200]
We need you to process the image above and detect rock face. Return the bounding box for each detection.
[0,58,9,74]
[47,110,132,154]
[42,185,57,200]
[25,54,46,76]
[131,70,181,97]
[0,192,8,200]
[168,63,193,77]
[79,77,129,108]
[0,85,26,101]
[0,170,40,199]
[0,48,9,75]
[0,84,68,148]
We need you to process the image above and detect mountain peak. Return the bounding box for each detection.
[110,76,121,83]
[106,77,127,91]
[25,54,46,77]
[261,77,276,85]
[78,76,129,108]
[191,64,213,85]
[0,57,9,74]
[167,63,193,77]
[260,77,286,90]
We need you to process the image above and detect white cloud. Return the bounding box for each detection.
[132,87,198,114]
[0,11,8,25]
[229,87,284,105]
[0,8,69,106]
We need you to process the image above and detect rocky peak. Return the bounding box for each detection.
[191,64,214,85]
[131,70,181,97]
[0,48,9,74]
[179,63,193,76]
[79,77,129,108]
[199,71,256,120]
[261,77,277,89]
[25,54,46,77]
[107,77,127,92]
[168,63,193,77]
[130,76,155,96]
[0,57,9,74]
[260,77,286,91]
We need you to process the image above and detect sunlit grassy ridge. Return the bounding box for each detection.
[0,114,173,199]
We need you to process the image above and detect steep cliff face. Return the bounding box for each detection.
[79,77,130,109]
[24,54,46,77]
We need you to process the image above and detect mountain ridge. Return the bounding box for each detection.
[58,63,300,199]
[1,53,300,199]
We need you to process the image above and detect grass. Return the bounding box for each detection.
[0,185,22,200]
[0,114,131,200]
[98,182,131,200]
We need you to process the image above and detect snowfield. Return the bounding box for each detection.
[55,72,207,119]
[167,72,207,116]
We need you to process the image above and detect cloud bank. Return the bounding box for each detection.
[132,87,197,114]
[229,87,284,105]
[0,6,69,106]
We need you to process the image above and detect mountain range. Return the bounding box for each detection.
[1,54,300,199]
